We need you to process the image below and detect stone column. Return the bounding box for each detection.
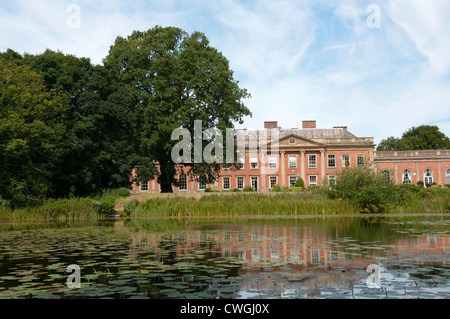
[394,162,398,185]
[300,151,306,182]
[369,149,375,171]
[415,161,420,184]
[260,151,266,191]
[438,161,442,185]
[280,151,286,186]
[320,150,326,184]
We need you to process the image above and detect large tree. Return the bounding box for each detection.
[1,49,154,198]
[0,60,66,204]
[377,125,450,151]
[104,26,251,192]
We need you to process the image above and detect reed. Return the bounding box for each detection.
[128,193,362,217]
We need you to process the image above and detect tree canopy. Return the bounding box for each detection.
[0,26,251,203]
[104,26,251,192]
[377,125,450,151]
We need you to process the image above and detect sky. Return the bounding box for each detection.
[1,0,449,145]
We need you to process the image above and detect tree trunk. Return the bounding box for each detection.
[158,160,175,193]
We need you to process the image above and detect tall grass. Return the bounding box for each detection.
[0,187,131,222]
[127,193,361,217]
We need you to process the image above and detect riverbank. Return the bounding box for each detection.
[120,188,449,218]
[1,186,449,222]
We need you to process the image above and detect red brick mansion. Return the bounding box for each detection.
[131,120,450,193]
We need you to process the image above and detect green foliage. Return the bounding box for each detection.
[325,167,398,213]
[127,193,360,217]
[231,188,241,192]
[377,125,450,151]
[0,60,67,204]
[123,199,140,216]
[270,185,295,192]
[104,26,251,193]
[242,186,255,192]
[295,178,305,189]
[102,188,131,199]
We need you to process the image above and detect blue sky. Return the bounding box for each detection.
[1,0,449,145]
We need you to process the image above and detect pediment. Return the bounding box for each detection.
[269,134,325,148]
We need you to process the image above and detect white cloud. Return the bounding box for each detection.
[0,0,449,144]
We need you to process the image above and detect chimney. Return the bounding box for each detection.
[264,121,278,129]
[302,120,316,129]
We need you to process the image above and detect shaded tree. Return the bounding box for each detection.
[0,60,67,204]
[104,26,251,193]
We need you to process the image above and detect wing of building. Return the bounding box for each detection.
[132,120,450,192]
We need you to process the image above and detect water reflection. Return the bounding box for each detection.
[0,216,449,299]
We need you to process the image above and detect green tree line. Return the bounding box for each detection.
[0,26,251,206]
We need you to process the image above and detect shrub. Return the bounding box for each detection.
[295,178,305,189]
[242,186,255,192]
[93,195,116,215]
[270,184,282,192]
[326,167,398,213]
[123,199,140,216]
[305,185,321,192]
[232,188,241,192]
[102,188,131,198]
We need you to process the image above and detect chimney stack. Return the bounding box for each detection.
[264,121,278,129]
[302,120,317,129]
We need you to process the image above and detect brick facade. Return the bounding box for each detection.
[131,122,450,193]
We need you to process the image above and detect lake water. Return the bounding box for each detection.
[0,215,449,299]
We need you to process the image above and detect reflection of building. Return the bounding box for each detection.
[127,224,450,270]
[124,224,450,294]
[131,121,450,192]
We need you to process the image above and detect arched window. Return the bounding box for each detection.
[424,169,433,187]
[402,169,412,184]
[381,170,391,182]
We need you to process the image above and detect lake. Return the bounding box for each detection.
[0,215,449,299]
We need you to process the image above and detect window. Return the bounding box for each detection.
[250,156,258,169]
[237,176,244,189]
[381,170,391,182]
[198,174,207,190]
[402,169,412,184]
[309,175,318,186]
[140,181,149,192]
[289,176,298,187]
[288,155,297,168]
[223,177,231,190]
[290,139,295,144]
[308,155,317,168]
[179,175,187,191]
[357,154,366,167]
[328,175,336,186]
[269,176,278,189]
[269,155,278,169]
[328,154,336,168]
[342,154,350,168]
[424,169,434,187]
[446,168,450,185]
[311,249,319,264]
